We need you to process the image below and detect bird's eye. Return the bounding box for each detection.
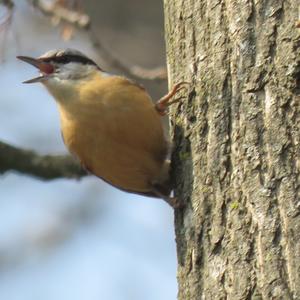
[56,56,71,64]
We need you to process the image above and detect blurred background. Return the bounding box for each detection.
[0,1,177,299]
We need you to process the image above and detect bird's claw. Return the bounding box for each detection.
[155,81,190,116]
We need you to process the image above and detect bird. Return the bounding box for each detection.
[17,49,186,208]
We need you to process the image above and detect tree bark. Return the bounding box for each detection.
[164,0,300,299]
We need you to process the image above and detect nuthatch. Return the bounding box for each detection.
[17,49,186,207]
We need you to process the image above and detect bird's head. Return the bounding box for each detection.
[17,48,101,83]
[17,49,101,101]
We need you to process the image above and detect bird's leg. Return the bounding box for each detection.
[155,82,189,116]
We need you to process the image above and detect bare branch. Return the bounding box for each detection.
[0,140,87,180]
[130,65,167,81]
[0,3,12,29]
[0,0,14,61]
[0,0,14,9]
[88,28,167,81]
[87,27,167,81]
[28,0,90,28]
[27,0,167,81]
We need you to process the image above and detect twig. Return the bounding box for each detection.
[130,65,167,81]
[0,0,14,9]
[88,28,167,81]
[28,0,90,28]
[0,140,87,180]
[0,0,14,61]
[27,0,167,81]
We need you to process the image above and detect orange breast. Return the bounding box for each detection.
[58,74,168,193]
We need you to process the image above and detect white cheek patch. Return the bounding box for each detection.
[101,71,113,77]
[58,62,85,80]
[55,63,97,81]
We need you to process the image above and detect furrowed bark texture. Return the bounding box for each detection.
[164,0,300,299]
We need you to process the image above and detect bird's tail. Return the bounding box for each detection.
[150,159,172,198]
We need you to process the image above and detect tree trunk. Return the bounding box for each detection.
[164,0,300,299]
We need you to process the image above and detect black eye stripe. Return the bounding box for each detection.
[43,54,97,66]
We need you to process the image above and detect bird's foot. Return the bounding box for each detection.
[155,82,190,116]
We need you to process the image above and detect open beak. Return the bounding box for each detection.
[17,56,53,84]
